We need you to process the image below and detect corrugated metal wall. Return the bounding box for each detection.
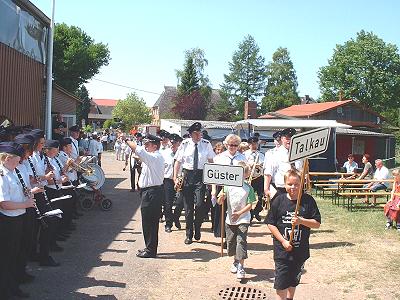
[52,87,78,115]
[0,42,45,128]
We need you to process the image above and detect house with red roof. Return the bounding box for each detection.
[259,100,395,168]
[88,98,120,129]
[259,99,384,130]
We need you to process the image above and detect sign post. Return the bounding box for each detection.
[203,163,244,257]
[288,128,331,244]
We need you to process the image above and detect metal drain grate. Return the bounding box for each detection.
[218,286,268,300]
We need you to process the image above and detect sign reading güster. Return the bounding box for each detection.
[289,127,331,162]
[203,163,244,187]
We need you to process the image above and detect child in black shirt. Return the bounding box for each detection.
[266,169,321,300]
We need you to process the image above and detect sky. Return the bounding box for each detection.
[31,0,400,107]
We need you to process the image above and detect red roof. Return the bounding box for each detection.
[259,100,353,118]
[92,99,120,107]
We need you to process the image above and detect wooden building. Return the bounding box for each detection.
[0,0,50,128]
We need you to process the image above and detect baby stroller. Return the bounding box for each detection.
[78,156,112,211]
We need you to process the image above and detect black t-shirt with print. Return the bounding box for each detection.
[266,193,321,262]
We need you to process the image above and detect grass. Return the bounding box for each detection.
[312,192,397,237]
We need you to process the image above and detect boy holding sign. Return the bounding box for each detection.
[266,169,321,300]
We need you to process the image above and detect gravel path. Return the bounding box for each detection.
[23,151,382,300]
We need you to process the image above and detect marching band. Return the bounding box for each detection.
[0,121,321,300]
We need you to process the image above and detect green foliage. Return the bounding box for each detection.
[102,119,118,129]
[82,124,93,133]
[178,56,199,95]
[221,35,266,117]
[112,93,152,130]
[75,85,91,125]
[261,47,300,113]
[318,30,400,125]
[53,23,111,93]
[174,48,211,120]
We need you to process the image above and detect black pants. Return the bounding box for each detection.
[0,213,23,297]
[251,176,264,217]
[173,191,184,224]
[140,186,162,255]
[163,178,175,228]
[182,169,206,239]
[16,209,35,280]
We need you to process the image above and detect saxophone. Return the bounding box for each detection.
[174,174,184,192]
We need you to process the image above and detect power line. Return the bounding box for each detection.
[92,78,162,95]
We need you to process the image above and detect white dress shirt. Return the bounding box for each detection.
[174,138,215,170]
[263,145,303,188]
[70,136,79,160]
[160,147,175,179]
[244,149,265,165]
[136,146,164,188]
[0,165,26,217]
[214,150,246,166]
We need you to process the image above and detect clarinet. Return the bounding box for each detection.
[54,156,73,187]
[15,168,48,228]
[27,157,53,209]
[43,154,61,191]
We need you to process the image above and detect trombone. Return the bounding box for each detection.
[67,157,95,175]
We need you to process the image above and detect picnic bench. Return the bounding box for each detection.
[337,191,399,211]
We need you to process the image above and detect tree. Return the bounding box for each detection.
[177,56,199,95]
[103,119,118,130]
[206,91,237,121]
[318,30,400,125]
[75,85,91,125]
[261,47,299,113]
[53,23,111,93]
[172,90,208,120]
[221,35,266,117]
[112,93,152,130]
[173,48,211,120]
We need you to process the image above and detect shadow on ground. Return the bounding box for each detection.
[25,157,141,299]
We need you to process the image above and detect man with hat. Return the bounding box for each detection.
[173,122,215,244]
[125,133,143,191]
[158,130,172,223]
[127,134,164,258]
[160,133,183,232]
[52,113,67,141]
[244,136,265,222]
[264,128,303,202]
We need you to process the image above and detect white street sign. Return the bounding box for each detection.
[203,163,244,187]
[289,127,331,162]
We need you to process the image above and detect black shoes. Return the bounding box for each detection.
[184,238,193,245]
[11,287,30,298]
[165,226,172,233]
[50,244,64,252]
[194,231,201,241]
[174,219,181,230]
[136,251,156,258]
[19,272,35,284]
[254,214,262,222]
[39,256,60,267]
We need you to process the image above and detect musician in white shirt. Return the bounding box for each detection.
[127,134,164,258]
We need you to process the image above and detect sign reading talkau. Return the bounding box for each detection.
[203,163,244,187]
[289,127,331,162]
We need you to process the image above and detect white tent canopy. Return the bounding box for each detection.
[234,119,351,130]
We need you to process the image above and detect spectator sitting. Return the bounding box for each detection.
[357,154,374,180]
[384,169,400,231]
[342,154,358,179]
[364,159,390,206]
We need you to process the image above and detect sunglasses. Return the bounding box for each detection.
[227,144,239,147]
